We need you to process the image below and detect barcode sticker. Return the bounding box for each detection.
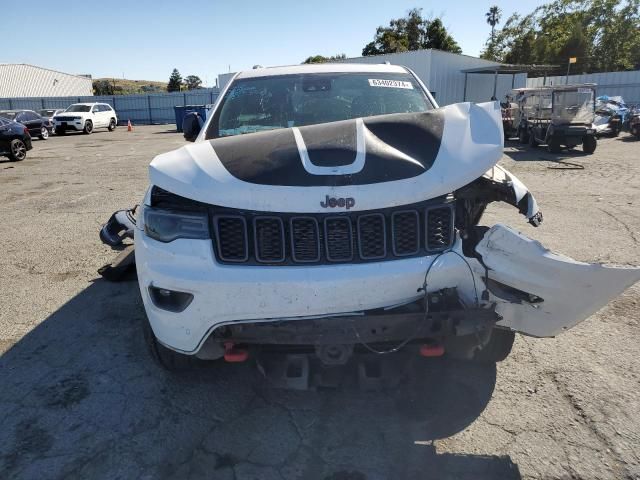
[368,79,414,89]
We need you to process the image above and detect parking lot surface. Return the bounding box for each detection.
[1,126,639,480]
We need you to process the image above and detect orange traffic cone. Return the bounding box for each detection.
[127,120,133,132]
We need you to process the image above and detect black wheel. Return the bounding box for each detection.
[56,127,66,135]
[583,135,597,154]
[83,120,93,134]
[547,137,562,153]
[472,329,515,363]
[518,128,529,144]
[528,130,538,147]
[39,126,49,140]
[143,318,202,372]
[108,118,116,131]
[9,139,27,161]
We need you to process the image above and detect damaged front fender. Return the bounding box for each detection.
[457,165,543,230]
[475,224,640,337]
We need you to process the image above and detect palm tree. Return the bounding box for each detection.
[486,6,502,43]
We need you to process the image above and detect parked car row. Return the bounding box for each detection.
[0,103,118,161]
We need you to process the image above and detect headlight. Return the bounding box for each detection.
[143,207,209,242]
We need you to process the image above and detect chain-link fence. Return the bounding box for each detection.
[0,88,220,125]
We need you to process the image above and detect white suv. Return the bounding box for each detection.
[102,64,640,372]
[53,103,117,135]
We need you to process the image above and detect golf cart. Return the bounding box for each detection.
[516,84,597,154]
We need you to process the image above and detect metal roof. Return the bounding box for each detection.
[511,83,597,93]
[462,64,561,75]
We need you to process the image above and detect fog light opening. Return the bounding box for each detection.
[148,286,194,313]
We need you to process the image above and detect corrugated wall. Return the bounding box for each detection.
[0,64,93,97]
[428,50,526,105]
[341,50,432,94]
[0,89,220,125]
[341,50,526,105]
[527,70,640,104]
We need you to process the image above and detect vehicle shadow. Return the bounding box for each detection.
[616,134,639,142]
[504,141,588,164]
[152,129,180,135]
[0,278,521,480]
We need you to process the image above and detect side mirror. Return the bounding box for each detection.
[183,112,202,142]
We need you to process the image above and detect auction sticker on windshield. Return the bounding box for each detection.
[368,79,414,89]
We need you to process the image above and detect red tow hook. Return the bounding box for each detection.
[419,343,445,358]
[223,341,249,363]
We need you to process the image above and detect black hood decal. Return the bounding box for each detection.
[209,110,444,187]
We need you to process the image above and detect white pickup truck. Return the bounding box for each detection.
[101,63,640,372]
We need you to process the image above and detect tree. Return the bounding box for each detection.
[362,8,462,56]
[485,0,640,73]
[167,68,183,92]
[184,75,203,90]
[486,6,502,44]
[93,79,113,95]
[302,53,347,64]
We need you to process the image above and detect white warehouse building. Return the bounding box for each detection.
[342,49,527,106]
[0,64,93,98]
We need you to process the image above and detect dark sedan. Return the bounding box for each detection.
[0,117,32,161]
[0,110,52,140]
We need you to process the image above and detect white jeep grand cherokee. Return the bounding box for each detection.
[54,102,117,135]
[104,64,639,371]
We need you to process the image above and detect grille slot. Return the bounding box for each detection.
[392,211,420,256]
[254,217,285,263]
[214,216,248,262]
[426,206,454,252]
[290,217,320,262]
[357,214,386,259]
[324,217,353,262]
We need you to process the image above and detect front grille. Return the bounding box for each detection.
[56,116,76,122]
[325,217,353,261]
[214,216,248,262]
[358,214,386,259]
[210,200,454,266]
[290,217,320,262]
[391,211,420,256]
[426,206,454,252]
[254,217,285,263]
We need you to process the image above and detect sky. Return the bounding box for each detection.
[3,0,547,86]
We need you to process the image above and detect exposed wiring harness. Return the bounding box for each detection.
[352,249,480,355]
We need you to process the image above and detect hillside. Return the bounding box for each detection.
[93,78,167,95]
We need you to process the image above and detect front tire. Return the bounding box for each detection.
[518,128,530,144]
[83,120,93,134]
[9,139,27,161]
[143,318,201,372]
[108,118,116,131]
[547,137,562,153]
[472,329,515,363]
[583,135,597,154]
[56,127,66,135]
[39,126,49,140]
[528,129,538,148]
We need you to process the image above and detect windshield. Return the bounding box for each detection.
[65,105,91,112]
[207,72,433,138]
[39,109,57,117]
[553,89,595,124]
